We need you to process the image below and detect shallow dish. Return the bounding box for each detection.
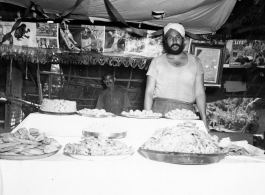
[82,131,127,139]
[120,114,162,119]
[138,148,226,165]
[39,110,76,115]
[0,150,60,160]
[66,152,133,161]
[77,113,116,118]
[165,116,199,120]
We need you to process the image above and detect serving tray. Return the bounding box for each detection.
[120,114,162,119]
[0,150,60,160]
[138,148,226,165]
[39,110,76,115]
[77,113,116,118]
[67,152,133,161]
[165,116,199,120]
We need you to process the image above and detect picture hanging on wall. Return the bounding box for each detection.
[59,21,81,51]
[191,43,225,84]
[124,30,163,58]
[81,25,105,52]
[0,21,13,45]
[104,26,126,55]
[36,23,59,48]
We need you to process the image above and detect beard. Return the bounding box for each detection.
[164,41,185,55]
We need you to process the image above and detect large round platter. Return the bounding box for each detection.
[82,131,127,139]
[120,114,162,119]
[0,150,60,160]
[67,152,133,161]
[39,110,76,115]
[165,116,199,120]
[138,148,226,165]
[77,113,116,118]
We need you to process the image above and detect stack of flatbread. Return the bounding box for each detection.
[0,128,61,155]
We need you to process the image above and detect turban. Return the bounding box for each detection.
[164,23,185,37]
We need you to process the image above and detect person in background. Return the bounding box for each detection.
[96,73,131,115]
[144,23,209,131]
[246,98,265,134]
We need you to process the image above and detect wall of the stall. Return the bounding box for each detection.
[35,63,147,110]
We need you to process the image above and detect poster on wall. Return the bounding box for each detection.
[0,21,13,45]
[226,40,255,65]
[104,27,126,55]
[11,22,38,47]
[124,30,163,57]
[59,22,81,51]
[36,23,59,48]
[81,25,105,52]
[252,40,265,65]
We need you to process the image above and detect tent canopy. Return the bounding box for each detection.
[0,0,237,34]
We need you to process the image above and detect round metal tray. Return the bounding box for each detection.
[0,150,60,160]
[120,114,162,119]
[138,148,226,165]
[77,113,116,118]
[39,110,76,115]
[66,152,133,161]
[82,131,127,139]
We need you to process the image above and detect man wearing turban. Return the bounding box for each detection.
[144,23,209,131]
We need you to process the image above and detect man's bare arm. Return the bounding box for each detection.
[144,76,156,110]
[195,73,209,131]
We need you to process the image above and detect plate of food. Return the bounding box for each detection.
[139,121,225,164]
[82,122,126,139]
[77,108,116,118]
[0,127,62,160]
[165,109,199,120]
[121,110,162,119]
[64,136,134,161]
[39,99,77,115]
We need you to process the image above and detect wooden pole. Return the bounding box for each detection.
[36,62,43,104]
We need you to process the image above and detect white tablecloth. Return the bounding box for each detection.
[0,113,264,195]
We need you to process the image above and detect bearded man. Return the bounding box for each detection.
[144,23,209,131]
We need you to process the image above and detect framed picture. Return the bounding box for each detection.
[190,43,225,85]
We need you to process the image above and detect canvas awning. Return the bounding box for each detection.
[0,0,237,34]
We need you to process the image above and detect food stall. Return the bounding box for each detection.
[1,1,265,195]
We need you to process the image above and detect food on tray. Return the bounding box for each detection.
[165,109,199,119]
[141,121,221,154]
[221,145,250,156]
[77,108,114,116]
[83,122,125,134]
[0,127,62,156]
[40,98,77,113]
[64,136,133,156]
[121,109,162,117]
